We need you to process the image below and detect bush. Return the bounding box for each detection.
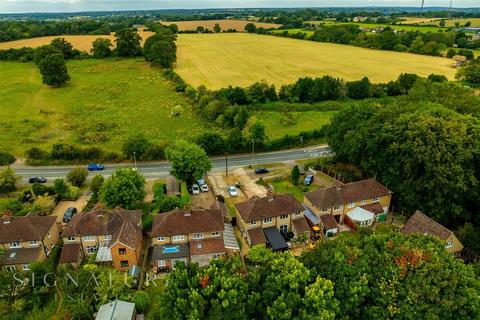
[122,134,151,160]
[144,144,166,161]
[133,291,151,314]
[32,183,53,196]
[66,167,89,187]
[90,174,104,195]
[64,186,81,201]
[26,147,49,160]
[0,167,19,194]
[0,152,15,165]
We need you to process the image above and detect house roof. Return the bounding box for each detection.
[96,300,135,320]
[400,210,452,241]
[305,179,390,209]
[59,243,82,264]
[247,228,266,246]
[0,215,56,243]
[211,201,229,221]
[62,208,142,249]
[151,208,224,237]
[235,194,303,222]
[190,238,225,256]
[320,214,338,231]
[292,217,310,235]
[361,202,385,214]
[166,176,180,196]
[0,247,43,266]
[264,227,288,251]
[346,207,375,222]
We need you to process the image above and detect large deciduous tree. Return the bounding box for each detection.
[165,140,212,183]
[100,168,145,208]
[38,53,70,87]
[114,28,142,57]
[91,38,112,58]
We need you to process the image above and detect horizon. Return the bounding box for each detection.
[1,1,479,15]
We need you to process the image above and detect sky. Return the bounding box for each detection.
[0,0,478,14]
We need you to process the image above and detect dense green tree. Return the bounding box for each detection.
[446,48,457,58]
[213,23,222,33]
[346,77,371,99]
[38,53,70,87]
[90,174,104,195]
[33,44,62,65]
[439,19,446,27]
[100,168,146,208]
[456,59,480,83]
[50,37,75,59]
[114,28,142,57]
[0,167,19,194]
[165,140,212,183]
[133,291,151,314]
[291,165,300,185]
[66,167,88,187]
[244,23,257,33]
[53,178,69,199]
[456,223,480,255]
[192,132,226,155]
[301,231,480,319]
[122,134,151,159]
[145,40,176,68]
[91,38,112,58]
[0,152,15,166]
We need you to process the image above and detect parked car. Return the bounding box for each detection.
[228,186,238,197]
[28,176,47,184]
[197,179,209,192]
[192,184,200,195]
[304,175,314,186]
[63,207,77,223]
[87,163,104,171]
[255,167,269,174]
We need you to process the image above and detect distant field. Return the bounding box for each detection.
[175,33,457,89]
[163,19,281,31]
[271,29,315,37]
[0,59,206,156]
[329,21,445,33]
[423,18,480,27]
[398,17,441,25]
[0,30,154,52]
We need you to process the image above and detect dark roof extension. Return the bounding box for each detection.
[401,210,452,241]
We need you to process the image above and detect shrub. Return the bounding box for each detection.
[90,174,104,195]
[64,186,81,201]
[291,165,300,185]
[0,167,19,194]
[144,144,166,161]
[122,134,151,160]
[133,291,151,314]
[32,183,53,196]
[26,147,49,160]
[0,152,15,165]
[66,167,89,187]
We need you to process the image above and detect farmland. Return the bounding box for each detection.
[0,30,155,52]
[422,18,480,27]
[161,19,281,31]
[0,58,206,156]
[175,33,456,89]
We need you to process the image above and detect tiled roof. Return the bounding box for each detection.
[190,238,225,256]
[305,179,390,209]
[401,211,451,241]
[247,228,266,246]
[235,194,303,222]
[0,247,43,266]
[320,214,338,230]
[59,243,82,264]
[151,208,224,237]
[0,215,56,243]
[292,217,310,234]
[361,202,385,214]
[62,208,142,249]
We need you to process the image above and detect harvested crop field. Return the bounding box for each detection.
[175,33,457,89]
[162,19,280,31]
[0,30,154,52]
[398,17,441,24]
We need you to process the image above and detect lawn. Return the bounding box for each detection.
[162,19,281,31]
[271,28,315,37]
[270,179,317,202]
[253,110,335,139]
[175,33,456,89]
[0,58,206,156]
[423,18,480,27]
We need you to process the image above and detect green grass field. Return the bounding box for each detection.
[176,33,456,89]
[320,21,445,33]
[0,58,206,156]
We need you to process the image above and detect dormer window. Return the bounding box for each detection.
[360,200,366,205]
[445,241,453,248]
[373,197,380,203]
[348,202,355,208]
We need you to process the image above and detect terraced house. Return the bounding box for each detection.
[150,208,226,272]
[235,193,310,251]
[60,208,142,271]
[0,214,59,271]
[304,179,392,230]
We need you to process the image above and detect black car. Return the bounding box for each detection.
[63,207,77,223]
[255,168,269,174]
[29,176,47,183]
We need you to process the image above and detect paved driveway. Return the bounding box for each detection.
[51,194,90,227]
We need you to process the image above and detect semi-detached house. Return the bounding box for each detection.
[0,214,59,271]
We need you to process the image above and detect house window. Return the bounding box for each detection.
[47,232,51,239]
[279,225,288,233]
[67,236,76,241]
[156,236,165,241]
[86,246,97,254]
[263,217,273,224]
[348,202,355,208]
[445,241,454,248]
[22,264,29,271]
[4,266,15,272]
[193,233,204,240]
[30,240,37,246]
[294,212,301,216]
[322,208,328,213]
[280,214,288,220]
[360,200,366,205]
[45,247,50,256]
[172,235,185,241]
[9,241,20,248]
[118,248,127,255]
[373,197,380,203]
[250,221,257,226]
[212,232,220,237]
[83,236,95,241]
[120,260,129,268]
[104,234,112,241]
[158,260,166,267]
[333,206,339,211]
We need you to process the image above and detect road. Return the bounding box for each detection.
[11,145,332,181]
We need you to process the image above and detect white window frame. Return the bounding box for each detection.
[5,266,15,272]
[212,232,220,237]
[104,234,112,241]
[67,236,76,241]
[322,208,328,213]
[263,217,273,224]
[45,247,50,256]
[172,235,185,241]
[9,241,20,248]
[279,225,288,233]
[250,221,257,226]
[348,202,355,208]
[47,232,51,239]
[280,214,288,220]
[333,206,340,211]
[156,236,165,241]
[445,241,454,248]
[373,197,380,203]
[30,240,38,246]
[360,200,366,205]
[294,212,301,216]
[158,260,166,267]
[83,235,95,241]
[22,264,29,271]
[193,233,204,240]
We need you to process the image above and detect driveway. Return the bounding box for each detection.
[51,194,90,227]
